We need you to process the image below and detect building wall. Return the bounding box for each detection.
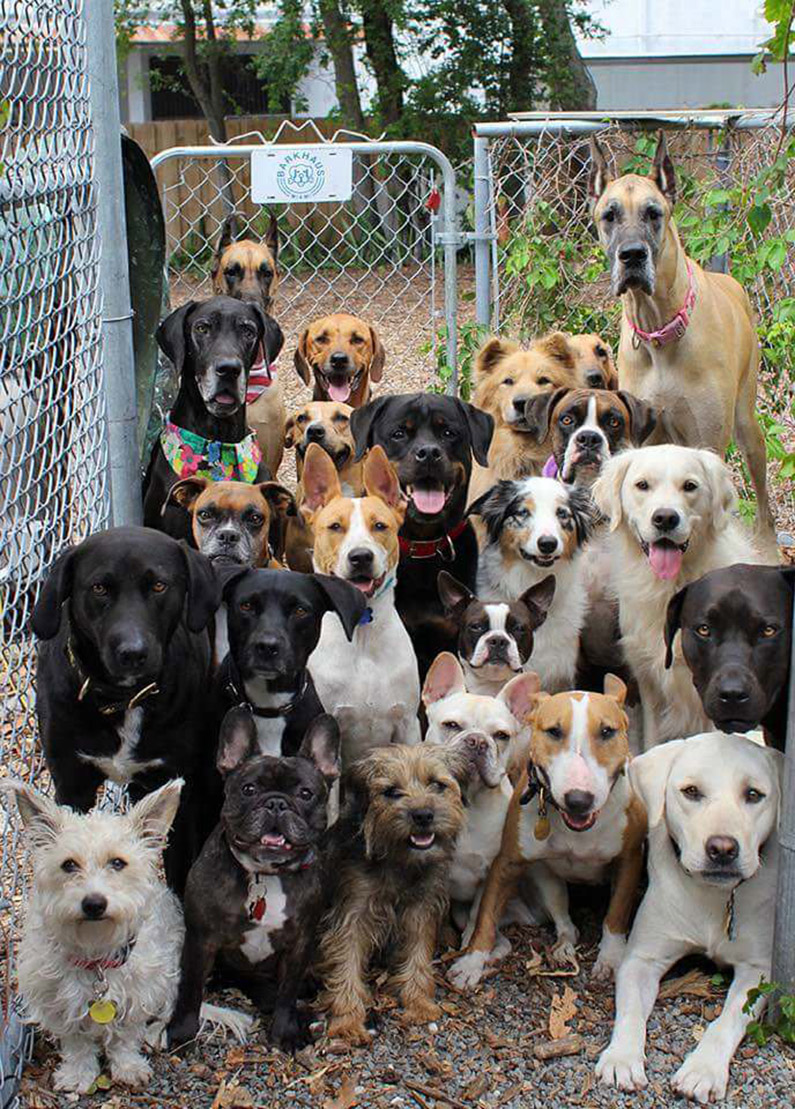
[591,56,785,111]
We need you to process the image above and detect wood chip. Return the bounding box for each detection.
[534,1034,586,1060]
[659,969,714,1000]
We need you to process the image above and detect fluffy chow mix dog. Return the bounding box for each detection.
[320,744,467,1044]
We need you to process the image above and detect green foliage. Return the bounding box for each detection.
[251,0,315,113]
[426,321,489,401]
[753,1,795,74]
[743,979,795,1046]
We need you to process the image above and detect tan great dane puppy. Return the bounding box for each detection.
[589,133,773,539]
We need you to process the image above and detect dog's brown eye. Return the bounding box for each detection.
[443,721,461,732]
[197,509,214,523]
[297,414,308,424]
[494,731,511,743]
[745,787,765,804]
[240,600,253,612]
[293,606,308,618]
[61,859,79,874]
[761,625,778,638]
[92,583,108,596]
[695,624,711,638]
[108,857,127,871]
[602,209,615,224]
[502,377,515,386]
[298,787,313,801]
[432,780,447,793]
[383,785,402,799]
[599,725,617,741]
[681,785,703,802]
[350,335,364,345]
[242,783,256,797]
[373,521,388,532]
[537,377,551,386]
[635,480,649,491]
[607,416,621,429]
[546,725,563,740]
[151,581,167,594]
[327,522,343,533]
[560,414,574,426]
[683,480,699,493]
[595,345,607,358]
[248,513,265,528]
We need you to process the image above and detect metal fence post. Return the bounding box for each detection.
[86,0,141,526]
[771,601,795,1002]
[473,134,492,330]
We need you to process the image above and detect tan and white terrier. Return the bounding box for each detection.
[305,442,421,767]
[448,676,646,989]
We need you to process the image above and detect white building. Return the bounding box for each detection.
[119,2,784,127]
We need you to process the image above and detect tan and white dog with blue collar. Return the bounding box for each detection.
[304,442,421,767]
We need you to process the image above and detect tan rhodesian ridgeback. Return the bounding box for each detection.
[589,133,773,538]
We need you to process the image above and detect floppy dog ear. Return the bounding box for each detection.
[664,584,689,670]
[284,413,299,450]
[588,136,611,204]
[211,215,239,280]
[258,482,297,520]
[499,671,541,723]
[302,442,343,512]
[217,705,259,776]
[618,390,657,446]
[422,652,466,706]
[368,324,386,383]
[460,401,494,466]
[128,779,184,847]
[567,485,598,546]
[165,475,211,516]
[697,450,736,520]
[294,328,313,386]
[2,780,63,848]
[363,445,402,510]
[650,131,676,207]
[519,574,556,628]
[474,336,519,380]
[467,480,518,545]
[219,564,253,600]
[350,396,390,461]
[437,571,475,617]
[265,210,279,266]
[249,304,284,364]
[591,452,632,532]
[628,740,686,828]
[31,546,76,639]
[523,387,569,444]
[156,301,197,374]
[179,541,221,632]
[313,573,367,640]
[299,713,341,780]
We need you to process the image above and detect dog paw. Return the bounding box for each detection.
[672,1052,729,1103]
[400,997,441,1026]
[595,1046,647,1091]
[326,1015,371,1047]
[110,1054,152,1088]
[53,1057,101,1094]
[447,950,489,991]
[592,932,627,981]
[549,937,578,967]
[166,1011,200,1050]
[271,1009,310,1055]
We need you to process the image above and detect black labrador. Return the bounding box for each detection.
[143,296,283,542]
[351,393,493,677]
[665,563,794,750]
[32,526,221,891]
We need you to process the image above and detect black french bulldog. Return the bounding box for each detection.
[143,296,283,542]
[350,393,493,677]
[32,526,220,892]
[167,709,340,1053]
[665,563,794,750]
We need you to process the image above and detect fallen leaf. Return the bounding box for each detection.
[659,969,713,1001]
[324,1074,358,1109]
[548,985,577,1040]
[225,1047,247,1068]
[212,1079,256,1108]
[534,1033,586,1060]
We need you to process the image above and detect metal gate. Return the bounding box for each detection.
[0,2,111,1104]
[151,126,461,396]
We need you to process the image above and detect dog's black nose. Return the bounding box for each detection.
[512,394,531,413]
[537,535,559,555]
[348,547,374,570]
[618,242,648,266]
[652,509,680,533]
[252,637,280,661]
[330,351,349,370]
[414,444,442,464]
[306,423,326,442]
[81,893,108,920]
[116,640,148,667]
[717,684,750,707]
[264,796,289,813]
[215,360,242,379]
[564,790,594,816]
[410,808,435,828]
[485,634,508,657]
[217,528,239,547]
[706,836,740,865]
[586,372,604,388]
[575,429,603,450]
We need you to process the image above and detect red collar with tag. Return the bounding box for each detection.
[398,519,469,560]
[70,938,136,971]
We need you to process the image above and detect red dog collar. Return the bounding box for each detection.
[398,519,468,560]
[70,938,136,971]
[629,261,696,349]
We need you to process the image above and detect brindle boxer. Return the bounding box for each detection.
[589,133,773,539]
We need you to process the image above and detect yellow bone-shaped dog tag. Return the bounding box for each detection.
[89,999,117,1024]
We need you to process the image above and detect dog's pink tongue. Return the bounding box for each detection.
[261,833,286,848]
[328,381,351,403]
[412,487,446,515]
[648,542,683,581]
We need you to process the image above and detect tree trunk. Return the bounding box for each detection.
[502,0,537,115]
[359,0,405,129]
[538,0,597,110]
[317,0,366,131]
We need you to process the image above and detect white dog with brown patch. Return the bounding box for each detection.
[448,677,646,988]
[597,732,782,1103]
[592,444,767,749]
[422,652,540,928]
[304,442,421,765]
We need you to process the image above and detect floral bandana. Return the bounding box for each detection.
[161,416,262,483]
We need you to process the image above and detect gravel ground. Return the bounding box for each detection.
[19,905,795,1108]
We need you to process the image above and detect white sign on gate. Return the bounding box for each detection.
[250,146,354,204]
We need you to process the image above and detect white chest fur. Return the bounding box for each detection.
[244,679,292,756]
[240,875,288,964]
[79,707,164,784]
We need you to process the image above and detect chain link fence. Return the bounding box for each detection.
[0,2,110,1103]
[150,130,460,416]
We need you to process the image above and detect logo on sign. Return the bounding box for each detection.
[276,151,326,200]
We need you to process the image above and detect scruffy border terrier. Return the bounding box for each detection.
[319,744,467,1044]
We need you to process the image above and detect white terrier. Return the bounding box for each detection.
[6,779,234,1093]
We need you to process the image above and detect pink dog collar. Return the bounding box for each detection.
[629,261,696,349]
[246,350,277,403]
